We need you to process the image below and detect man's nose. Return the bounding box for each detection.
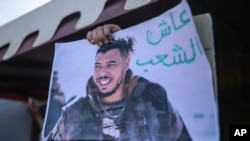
[99,67,108,77]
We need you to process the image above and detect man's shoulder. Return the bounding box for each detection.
[62,96,89,112]
[137,77,167,98]
[138,76,165,90]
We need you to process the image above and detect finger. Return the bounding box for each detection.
[86,31,94,44]
[97,42,104,47]
[102,28,112,44]
[96,26,109,44]
[91,29,100,44]
[110,24,121,33]
[92,28,104,47]
[103,25,113,40]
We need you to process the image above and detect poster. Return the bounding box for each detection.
[42,0,219,140]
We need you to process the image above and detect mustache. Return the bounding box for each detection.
[97,76,110,80]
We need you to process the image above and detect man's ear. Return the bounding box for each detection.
[124,56,130,70]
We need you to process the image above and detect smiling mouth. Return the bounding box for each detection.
[99,78,111,85]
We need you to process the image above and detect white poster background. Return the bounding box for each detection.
[43,0,219,140]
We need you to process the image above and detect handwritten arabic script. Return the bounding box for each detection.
[137,6,204,72]
[137,36,203,72]
[146,9,191,45]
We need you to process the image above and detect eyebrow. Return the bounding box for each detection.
[107,60,117,64]
[94,60,117,65]
[94,62,101,66]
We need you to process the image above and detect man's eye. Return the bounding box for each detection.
[95,65,101,69]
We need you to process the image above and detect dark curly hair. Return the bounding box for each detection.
[96,37,135,58]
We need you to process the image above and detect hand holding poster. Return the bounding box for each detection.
[42,0,219,140]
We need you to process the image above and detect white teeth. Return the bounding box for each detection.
[99,79,110,85]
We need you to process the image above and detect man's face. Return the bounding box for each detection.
[93,49,129,96]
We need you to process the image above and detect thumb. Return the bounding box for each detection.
[109,24,121,33]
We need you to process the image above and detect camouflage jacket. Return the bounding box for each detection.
[45,70,191,141]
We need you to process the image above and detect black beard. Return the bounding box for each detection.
[98,79,123,98]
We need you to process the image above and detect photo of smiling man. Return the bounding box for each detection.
[45,37,191,141]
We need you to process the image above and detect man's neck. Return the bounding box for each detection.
[101,86,125,103]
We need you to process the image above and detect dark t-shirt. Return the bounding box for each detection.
[97,97,127,140]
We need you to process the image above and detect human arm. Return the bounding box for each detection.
[142,81,192,140]
[28,97,46,129]
[157,85,191,140]
[86,24,121,47]
[162,88,192,141]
